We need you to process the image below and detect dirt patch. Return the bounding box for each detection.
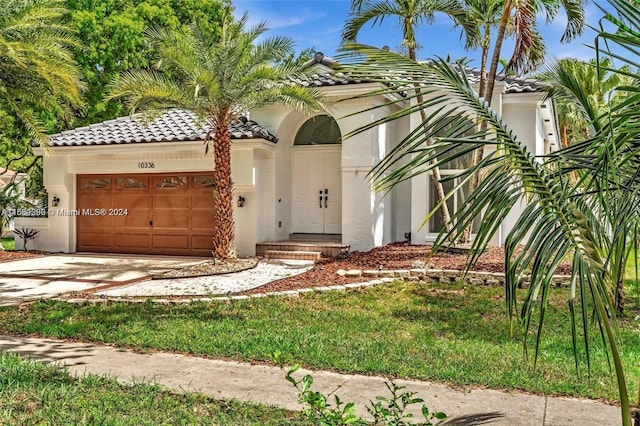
[0,250,43,263]
[246,243,572,294]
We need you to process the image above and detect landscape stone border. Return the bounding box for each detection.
[336,268,571,287]
[52,268,571,307]
[55,278,397,306]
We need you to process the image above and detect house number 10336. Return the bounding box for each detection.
[138,162,155,169]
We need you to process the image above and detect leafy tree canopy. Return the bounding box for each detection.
[67,0,231,126]
[0,0,230,192]
[0,0,83,195]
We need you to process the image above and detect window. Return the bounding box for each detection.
[294,115,341,146]
[428,175,480,233]
[194,176,215,188]
[428,116,480,234]
[117,177,146,189]
[81,177,111,189]
[155,176,187,189]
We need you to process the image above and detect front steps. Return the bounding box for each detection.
[256,238,349,261]
[263,249,323,261]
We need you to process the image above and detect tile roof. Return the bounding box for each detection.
[297,52,548,94]
[43,109,278,147]
[462,67,548,94]
[43,56,547,149]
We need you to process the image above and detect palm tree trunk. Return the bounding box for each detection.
[460,35,492,244]
[478,29,491,100]
[485,0,512,106]
[212,115,237,259]
[459,3,512,244]
[409,47,454,236]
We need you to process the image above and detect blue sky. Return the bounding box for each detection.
[233,0,604,72]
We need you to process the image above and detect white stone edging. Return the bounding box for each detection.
[337,268,571,287]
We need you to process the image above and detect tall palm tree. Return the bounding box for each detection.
[458,0,585,242]
[336,4,640,416]
[460,0,505,100]
[484,0,585,101]
[343,0,475,62]
[342,0,477,236]
[110,14,326,259]
[0,0,83,145]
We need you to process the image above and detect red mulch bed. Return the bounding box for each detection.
[248,243,572,294]
[0,250,42,263]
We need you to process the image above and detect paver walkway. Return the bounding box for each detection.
[96,259,314,297]
[0,335,620,425]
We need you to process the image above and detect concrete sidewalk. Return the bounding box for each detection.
[0,335,620,425]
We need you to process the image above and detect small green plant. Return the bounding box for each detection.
[368,382,446,426]
[285,365,363,425]
[13,226,39,251]
[274,351,446,425]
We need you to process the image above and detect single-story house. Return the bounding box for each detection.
[16,54,559,257]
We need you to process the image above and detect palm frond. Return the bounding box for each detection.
[337,45,633,418]
[0,0,83,146]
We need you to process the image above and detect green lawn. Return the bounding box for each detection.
[626,250,640,308]
[1,282,639,402]
[0,352,303,425]
[1,237,15,250]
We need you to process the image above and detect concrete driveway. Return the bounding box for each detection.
[0,253,208,306]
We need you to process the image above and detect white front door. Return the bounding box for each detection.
[292,148,341,234]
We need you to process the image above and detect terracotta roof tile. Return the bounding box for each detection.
[44,110,277,147]
[298,53,548,94]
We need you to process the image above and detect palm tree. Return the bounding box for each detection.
[459,0,505,100]
[342,0,477,236]
[483,0,585,101]
[539,57,635,314]
[343,0,475,62]
[0,0,83,145]
[109,14,326,259]
[540,58,632,147]
[336,4,640,416]
[459,0,585,243]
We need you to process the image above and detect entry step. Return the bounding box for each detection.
[264,250,322,261]
[256,241,349,258]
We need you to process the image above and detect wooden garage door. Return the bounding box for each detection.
[77,173,216,256]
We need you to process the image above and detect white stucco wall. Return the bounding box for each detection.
[388,114,412,243]
[254,85,408,252]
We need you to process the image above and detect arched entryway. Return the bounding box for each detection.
[291,115,342,235]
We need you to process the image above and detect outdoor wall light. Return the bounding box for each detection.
[237,195,245,208]
[52,196,60,207]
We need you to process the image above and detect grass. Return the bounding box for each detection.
[1,282,639,402]
[625,250,640,308]
[1,237,14,250]
[0,352,304,425]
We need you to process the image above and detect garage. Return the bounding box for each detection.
[77,172,216,256]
